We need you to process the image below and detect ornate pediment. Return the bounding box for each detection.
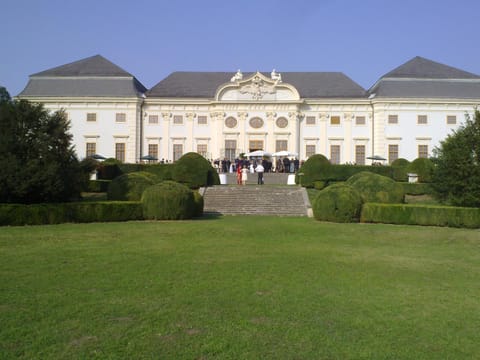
[215,71,300,102]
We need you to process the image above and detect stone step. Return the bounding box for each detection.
[201,185,312,217]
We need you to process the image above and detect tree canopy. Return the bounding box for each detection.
[432,109,480,207]
[0,96,83,203]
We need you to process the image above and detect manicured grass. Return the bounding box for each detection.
[1,217,480,359]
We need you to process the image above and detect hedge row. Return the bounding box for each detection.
[399,182,433,195]
[361,203,480,228]
[299,163,394,187]
[1,182,205,226]
[0,201,143,226]
[87,180,111,193]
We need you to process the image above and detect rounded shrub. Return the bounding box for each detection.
[97,158,122,180]
[192,190,204,217]
[297,154,331,188]
[173,152,220,189]
[391,158,410,182]
[314,181,326,190]
[312,184,363,223]
[346,171,404,203]
[141,181,195,220]
[107,171,157,201]
[407,158,434,183]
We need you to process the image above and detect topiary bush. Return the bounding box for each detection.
[391,158,410,182]
[313,181,326,190]
[141,181,195,220]
[346,171,404,203]
[107,171,157,201]
[97,158,122,180]
[407,158,434,183]
[172,152,220,189]
[312,183,363,223]
[297,154,331,187]
[192,190,204,218]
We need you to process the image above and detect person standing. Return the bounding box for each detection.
[241,166,248,185]
[236,164,242,185]
[255,162,265,185]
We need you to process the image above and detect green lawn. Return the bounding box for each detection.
[1,217,479,359]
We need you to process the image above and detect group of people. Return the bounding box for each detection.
[213,157,301,174]
[236,162,264,185]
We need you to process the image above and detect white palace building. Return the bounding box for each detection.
[17,55,480,164]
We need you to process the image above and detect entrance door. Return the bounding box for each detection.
[249,140,263,152]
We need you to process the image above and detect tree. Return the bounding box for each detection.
[0,99,83,203]
[431,109,480,207]
[0,86,11,103]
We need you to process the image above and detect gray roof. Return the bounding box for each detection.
[381,56,480,79]
[19,55,146,97]
[369,56,480,98]
[31,54,133,77]
[146,72,366,98]
[370,79,480,99]
[19,78,147,97]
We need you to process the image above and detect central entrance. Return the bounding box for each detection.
[249,140,264,152]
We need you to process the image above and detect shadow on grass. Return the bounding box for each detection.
[197,212,223,220]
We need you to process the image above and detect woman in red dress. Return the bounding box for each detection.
[236,164,242,185]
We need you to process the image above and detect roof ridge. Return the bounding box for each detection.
[379,56,480,80]
[31,54,134,78]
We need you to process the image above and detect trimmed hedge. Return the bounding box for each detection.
[407,158,434,183]
[361,203,480,228]
[391,158,410,182]
[192,191,204,218]
[399,182,433,195]
[299,154,395,187]
[0,201,143,226]
[312,184,363,223]
[346,171,404,203]
[172,152,220,189]
[142,181,196,220]
[107,172,157,201]
[88,180,111,193]
[119,163,174,182]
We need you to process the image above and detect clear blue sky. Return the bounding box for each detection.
[2,0,479,96]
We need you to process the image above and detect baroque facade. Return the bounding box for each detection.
[18,55,480,164]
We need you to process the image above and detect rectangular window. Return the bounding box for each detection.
[173,115,183,124]
[249,140,263,151]
[173,144,183,161]
[355,145,365,165]
[148,115,158,124]
[388,115,398,124]
[225,140,236,161]
[87,113,96,122]
[115,143,125,163]
[197,116,207,125]
[306,116,316,125]
[447,115,457,125]
[116,113,126,122]
[330,116,340,125]
[148,144,158,159]
[418,145,429,158]
[355,116,366,125]
[330,145,340,164]
[86,142,96,157]
[388,144,399,164]
[275,140,288,152]
[305,145,316,158]
[197,144,207,157]
[417,115,428,124]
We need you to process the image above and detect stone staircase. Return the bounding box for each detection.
[201,184,312,217]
